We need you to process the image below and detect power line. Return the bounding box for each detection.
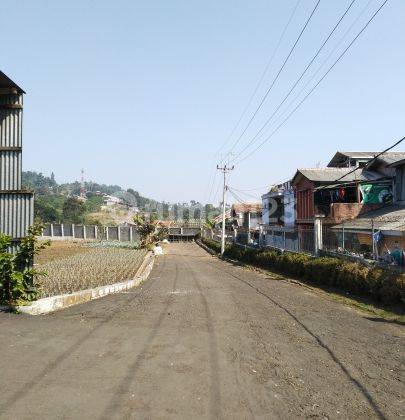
[206,1,302,204]
[225,0,322,158]
[316,135,405,191]
[233,0,389,165]
[214,0,302,161]
[231,0,358,161]
[229,187,262,201]
[253,0,375,147]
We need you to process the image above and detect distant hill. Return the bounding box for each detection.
[22,171,220,224]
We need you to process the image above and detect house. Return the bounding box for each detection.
[327,151,378,168]
[389,158,405,203]
[291,166,393,226]
[231,203,262,229]
[262,180,295,227]
[325,156,405,262]
[103,195,123,207]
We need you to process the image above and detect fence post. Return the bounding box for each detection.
[283,230,286,250]
[259,225,263,248]
[233,228,237,244]
[106,226,109,241]
[72,224,75,238]
[117,226,121,242]
[83,225,87,240]
[342,221,345,251]
[129,226,133,242]
[314,216,323,256]
[371,219,375,259]
[94,225,98,239]
[50,223,54,238]
[61,223,64,238]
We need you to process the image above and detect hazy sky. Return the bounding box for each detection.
[1,0,404,204]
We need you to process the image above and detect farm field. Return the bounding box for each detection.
[35,241,147,297]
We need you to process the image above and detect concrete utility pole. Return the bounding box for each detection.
[217,164,234,256]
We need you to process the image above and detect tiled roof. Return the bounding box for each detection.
[232,203,262,214]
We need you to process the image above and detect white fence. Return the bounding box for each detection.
[41,223,140,243]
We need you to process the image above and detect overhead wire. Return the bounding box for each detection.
[214,0,302,161]
[316,135,405,191]
[232,0,389,165]
[205,0,302,203]
[231,0,358,161]
[234,0,375,154]
[225,0,322,159]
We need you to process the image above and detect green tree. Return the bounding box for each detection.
[34,197,60,223]
[62,197,85,223]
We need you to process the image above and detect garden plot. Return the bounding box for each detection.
[36,244,147,297]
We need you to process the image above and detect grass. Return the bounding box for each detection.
[35,241,147,297]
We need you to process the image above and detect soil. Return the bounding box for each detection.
[0,242,403,419]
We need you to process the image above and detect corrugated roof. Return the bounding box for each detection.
[373,152,405,166]
[327,151,405,168]
[293,167,384,183]
[331,205,405,232]
[0,71,25,94]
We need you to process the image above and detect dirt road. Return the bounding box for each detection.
[0,243,403,419]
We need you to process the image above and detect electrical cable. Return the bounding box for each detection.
[232,0,389,165]
[231,0,358,161]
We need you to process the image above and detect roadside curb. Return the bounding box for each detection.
[196,239,218,256]
[14,251,155,315]
[196,239,304,286]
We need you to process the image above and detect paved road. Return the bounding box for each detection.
[0,243,403,419]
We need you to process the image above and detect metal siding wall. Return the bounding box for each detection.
[0,150,21,190]
[0,192,33,239]
[0,91,32,248]
[0,95,23,148]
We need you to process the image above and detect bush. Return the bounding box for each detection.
[200,238,405,306]
[0,224,49,307]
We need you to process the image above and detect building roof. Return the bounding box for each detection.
[330,205,405,232]
[291,167,384,185]
[328,151,405,168]
[231,203,262,214]
[0,71,25,94]
[213,210,231,224]
[372,152,405,166]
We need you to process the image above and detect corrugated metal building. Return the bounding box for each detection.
[0,71,33,247]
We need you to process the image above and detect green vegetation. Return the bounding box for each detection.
[132,214,168,247]
[0,225,50,307]
[23,171,221,224]
[201,238,405,307]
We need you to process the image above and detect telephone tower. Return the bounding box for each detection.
[80,168,86,198]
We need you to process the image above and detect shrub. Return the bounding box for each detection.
[0,224,49,307]
[200,239,405,306]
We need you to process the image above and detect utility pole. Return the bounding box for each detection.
[217,164,234,256]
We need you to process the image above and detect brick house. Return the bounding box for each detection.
[291,167,389,226]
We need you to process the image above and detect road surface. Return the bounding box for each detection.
[0,243,403,419]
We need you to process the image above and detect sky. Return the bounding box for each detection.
[1,0,404,205]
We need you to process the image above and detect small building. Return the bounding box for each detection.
[102,195,123,207]
[0,71,33,251]
[261,180,295,227]
[291,167,390,226]
[231,203,262,229]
